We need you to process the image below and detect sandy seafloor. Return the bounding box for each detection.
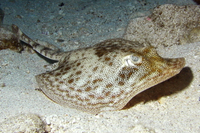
[0,0,200,132]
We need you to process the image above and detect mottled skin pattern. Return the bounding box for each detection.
[12,25,185,114]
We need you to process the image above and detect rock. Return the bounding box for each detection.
[0,114,46,133]
[124,4,200,47]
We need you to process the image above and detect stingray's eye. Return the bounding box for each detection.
[131,55,142,63]
[123,54,142,67]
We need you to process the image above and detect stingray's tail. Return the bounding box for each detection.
[12,24,64,61]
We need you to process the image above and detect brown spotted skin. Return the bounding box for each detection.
[13,25,185,114]
[35,39,185,114]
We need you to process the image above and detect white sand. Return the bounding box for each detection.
[0,0,200,132]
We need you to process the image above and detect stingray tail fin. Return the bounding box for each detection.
[12,24,63,61]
